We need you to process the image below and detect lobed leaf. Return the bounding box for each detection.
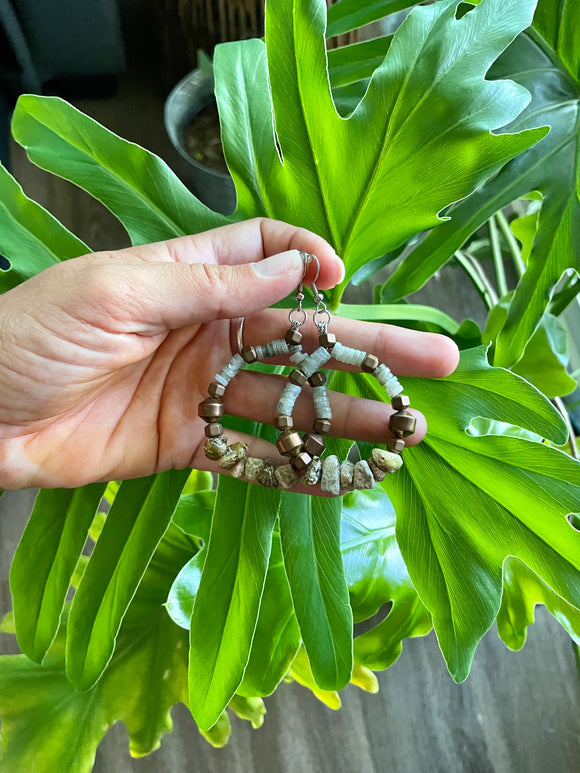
[326,0,417,38]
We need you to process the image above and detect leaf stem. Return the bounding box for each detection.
[454,250,498,311]
[496,211,526,279]
[489,215,508,298]
[551,397,579,460]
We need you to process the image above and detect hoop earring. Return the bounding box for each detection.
[198,252,416,493]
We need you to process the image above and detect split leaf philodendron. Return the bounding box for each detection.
[0,0,579,767]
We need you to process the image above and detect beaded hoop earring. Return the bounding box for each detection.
[198,252,416,493]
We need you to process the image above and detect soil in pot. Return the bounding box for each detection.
[184,103,228,174]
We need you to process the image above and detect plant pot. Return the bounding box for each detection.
[164,68,236,216]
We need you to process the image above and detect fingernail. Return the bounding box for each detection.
[251,250,302,278]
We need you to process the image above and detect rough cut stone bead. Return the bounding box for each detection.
[309,372,326,387]
[257,460,278,487]
[303,433,325,457]
[244,457,265,481]
[319,332,336,349]
[313,418,331,434]
[291,451,312,471]
[372,447,403,473]
[302,457,322,486]
[204,423,223,438]
[275,464,299,489]
[387,437,406,453]
[241,345,258,364]
[389,410,417,438]
[391,394,411,411]
[361,354,379,373]
[285,328,303,346]
[368,459,385,482]
[275,415,293,430]
[198,397,224,422]
[208,382,225,398]
[354,460,375,489]
[321,455,340,495]
[230,458,246,478]
[218,441,248,469]
[289,369,307,386]
[339,460,354,491]
[204,436,228,460]
[276,430,304,457]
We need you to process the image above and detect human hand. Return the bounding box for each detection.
[0,218,459,490]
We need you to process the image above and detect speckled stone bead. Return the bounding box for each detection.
[291,451,312,471]
[368,459,385,482]
[244,457,265,481]
[257,460,278,487]
[275,415,293,431]
[204,436,228,460]
[275,464,299,489]
[389,410,416,438]
[372,447,403,473]
[218,441,248,469]
[309,372,326,387]
[302,457,322,486]
[354,460,375,489]
[208,382,225,398]
[361,354,379,373]
[339,460,354,491]
[313,418,331,434]
[230,458,246,478]
[391,394,411,411]
[303,433,325,457]
[285,328,303,346]
[276,430,304,457]
[387,437,406,453]
[204,423,223,438]
[241,345,258,364]
[198,397,224,422]
[321,455,340,495]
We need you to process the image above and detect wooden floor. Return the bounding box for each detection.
[1,60,580,773]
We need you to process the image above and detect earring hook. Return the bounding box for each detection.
[298,251,320,286]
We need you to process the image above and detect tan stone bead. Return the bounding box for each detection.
[208,382,225,398]
[387,437,406,453]
[218,442,248,469]
[340,460,354,491]
[371,447,403,473]
[289,369,307,386]
[275,464,299,489]
[198,397,224,422]
[319,332,336,349]
[290,451,313,471]
[245,457,265,481]
[204,423,223,438]
[230,458,246,478]
[241,345,257,363]
[321,455,340,495]
[285,328,303,346]
[391,394,411,411]
[303,433,326,457]
[275,415,293,431]
[302,457,322,486]
[257,460,278,488]
[308,372,326,387]
[354,460,375,489]
[361,354,379,373]
[204,436,228,460]
[313,418,331,434]
[276,430,304,457]
[389,409,417,438]
[368,459,385,482]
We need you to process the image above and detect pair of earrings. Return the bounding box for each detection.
[198,252,416,493]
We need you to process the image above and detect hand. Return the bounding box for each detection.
[0,218,459,490]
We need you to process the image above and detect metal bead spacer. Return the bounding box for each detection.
[319,332,336,350]
[387,437,406,453]
[391,394,411,411]
[208,382,226,398]
[276,430,305,457]
[241,345,258,364]
[289,369,307,387]
[275,415,293,430]
[285,328,303,346]
[389,409,417,438]
[308,371,326,387]
[313,418,331,434]
[291,451,313,471]
[198,397,224,422]
[205,423,224,438]
[303,433,326,457]
[361,354,379,373]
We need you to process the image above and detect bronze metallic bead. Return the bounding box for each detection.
[205,423,224,438]
[313,418,331,434]
[275,415,293,430]
[303,432,326,457]
[319,332,336,350]
[308,371,326,387]
[241,345,257,364]
[361,354,379,373]
[389,409,417,438]
[276,430,304,457]
[289,369,307,387]
[391,394,411,411]
[387,437,406,453]
[198,397,224,422]
[291,451,313,471]
[208,382,225,398]
[285,328,303,346]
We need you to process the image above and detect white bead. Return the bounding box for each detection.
[290,351,308,365]
[276,382,301,415]
[214,373,229,386]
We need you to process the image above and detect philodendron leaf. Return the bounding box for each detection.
[11,96,232,245]
[0,163,88,293]
[326,0,417,38]
[332,346,580,681]
[214,0,544,305]
[382,1,580,366]
[0,522,196,773]
[188,476,281,730]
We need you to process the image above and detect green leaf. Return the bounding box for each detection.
[340,488,432,670]
[279,492,353,692]
[10,484,106,663]
[327,36,393,88]
[337,302,460,334]
[172,490,215,541]
[11,96,231,244]
[498,557,580,651]
[0,522,195,772]
[326,0,417,38]
[0,163,88,293]
[66,469,189,690]
[188,476,280,730]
